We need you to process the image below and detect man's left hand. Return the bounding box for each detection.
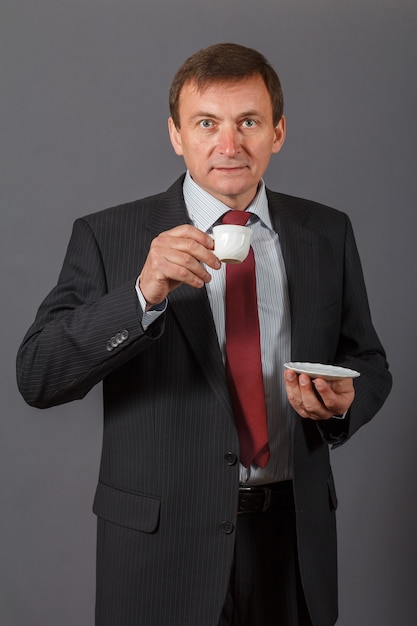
[284,370,355,421]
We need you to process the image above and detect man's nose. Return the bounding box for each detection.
[217,127,241,155]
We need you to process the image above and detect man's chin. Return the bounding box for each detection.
[205,183,258,209]
[209,170,254,190]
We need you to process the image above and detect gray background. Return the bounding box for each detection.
[1,0,416,624]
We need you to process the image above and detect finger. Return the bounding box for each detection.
[312,377,355,415]
[166,224,214,248]
[143,249,211,292]
[154,229,221,271]
[284,370,313,418]
[298,375,333,420]
[140,228,220,304]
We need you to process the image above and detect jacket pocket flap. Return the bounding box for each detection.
[93,481,160,533]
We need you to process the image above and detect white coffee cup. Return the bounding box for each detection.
[212,224,252,264]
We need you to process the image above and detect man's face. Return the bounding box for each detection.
[168,75,286,210]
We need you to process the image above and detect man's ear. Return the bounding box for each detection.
[168,117,184,156]
[271,115,286,154]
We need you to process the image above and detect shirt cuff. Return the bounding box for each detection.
[135,279,167,330]
[330,410,348,420]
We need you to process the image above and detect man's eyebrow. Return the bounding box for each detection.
[188,109,265,121]
[238,110,265,118]
[188,111,220,121]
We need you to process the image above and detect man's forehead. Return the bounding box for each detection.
[180,74,263,97]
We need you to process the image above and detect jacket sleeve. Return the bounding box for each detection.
[318,214,392,445]
[16,217,164,409]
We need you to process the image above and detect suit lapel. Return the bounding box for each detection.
[146,177,232,414]
[267,190,320,360]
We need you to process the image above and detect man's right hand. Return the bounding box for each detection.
[138,224,221,307]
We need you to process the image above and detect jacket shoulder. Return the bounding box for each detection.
[266,188,351,236]
[81,190,166,228]
[79,175,186,231]
[267,189,347,218]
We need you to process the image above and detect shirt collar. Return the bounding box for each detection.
[183,170,273,233]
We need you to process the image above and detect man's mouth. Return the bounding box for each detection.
[213,165,248,171]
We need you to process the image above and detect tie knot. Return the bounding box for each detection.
[222,210,251,226]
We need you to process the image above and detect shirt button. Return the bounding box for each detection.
[224,452,238,466]
[220,521,234,534]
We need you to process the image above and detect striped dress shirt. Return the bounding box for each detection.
[183,172,294,485]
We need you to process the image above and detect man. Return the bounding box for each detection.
[17,43,392,626]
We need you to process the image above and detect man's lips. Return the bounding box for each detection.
[212,165,248,171]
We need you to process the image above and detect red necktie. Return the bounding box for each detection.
[222,210,270,468]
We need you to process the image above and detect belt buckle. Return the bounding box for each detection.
[238,485,272,514]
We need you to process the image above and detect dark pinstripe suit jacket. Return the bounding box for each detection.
[17,175,392,626]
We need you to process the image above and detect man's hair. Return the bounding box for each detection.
[169,43,284,128]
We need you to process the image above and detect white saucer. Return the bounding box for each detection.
[284,362,360,381]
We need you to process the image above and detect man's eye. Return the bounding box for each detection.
[242,119,257,128]
[199,119,213,128]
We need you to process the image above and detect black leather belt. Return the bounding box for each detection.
[238,481,293,514]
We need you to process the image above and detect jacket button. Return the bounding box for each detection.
[120,329,129,341]
[220,521,234,534]
[224,452,238,466]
